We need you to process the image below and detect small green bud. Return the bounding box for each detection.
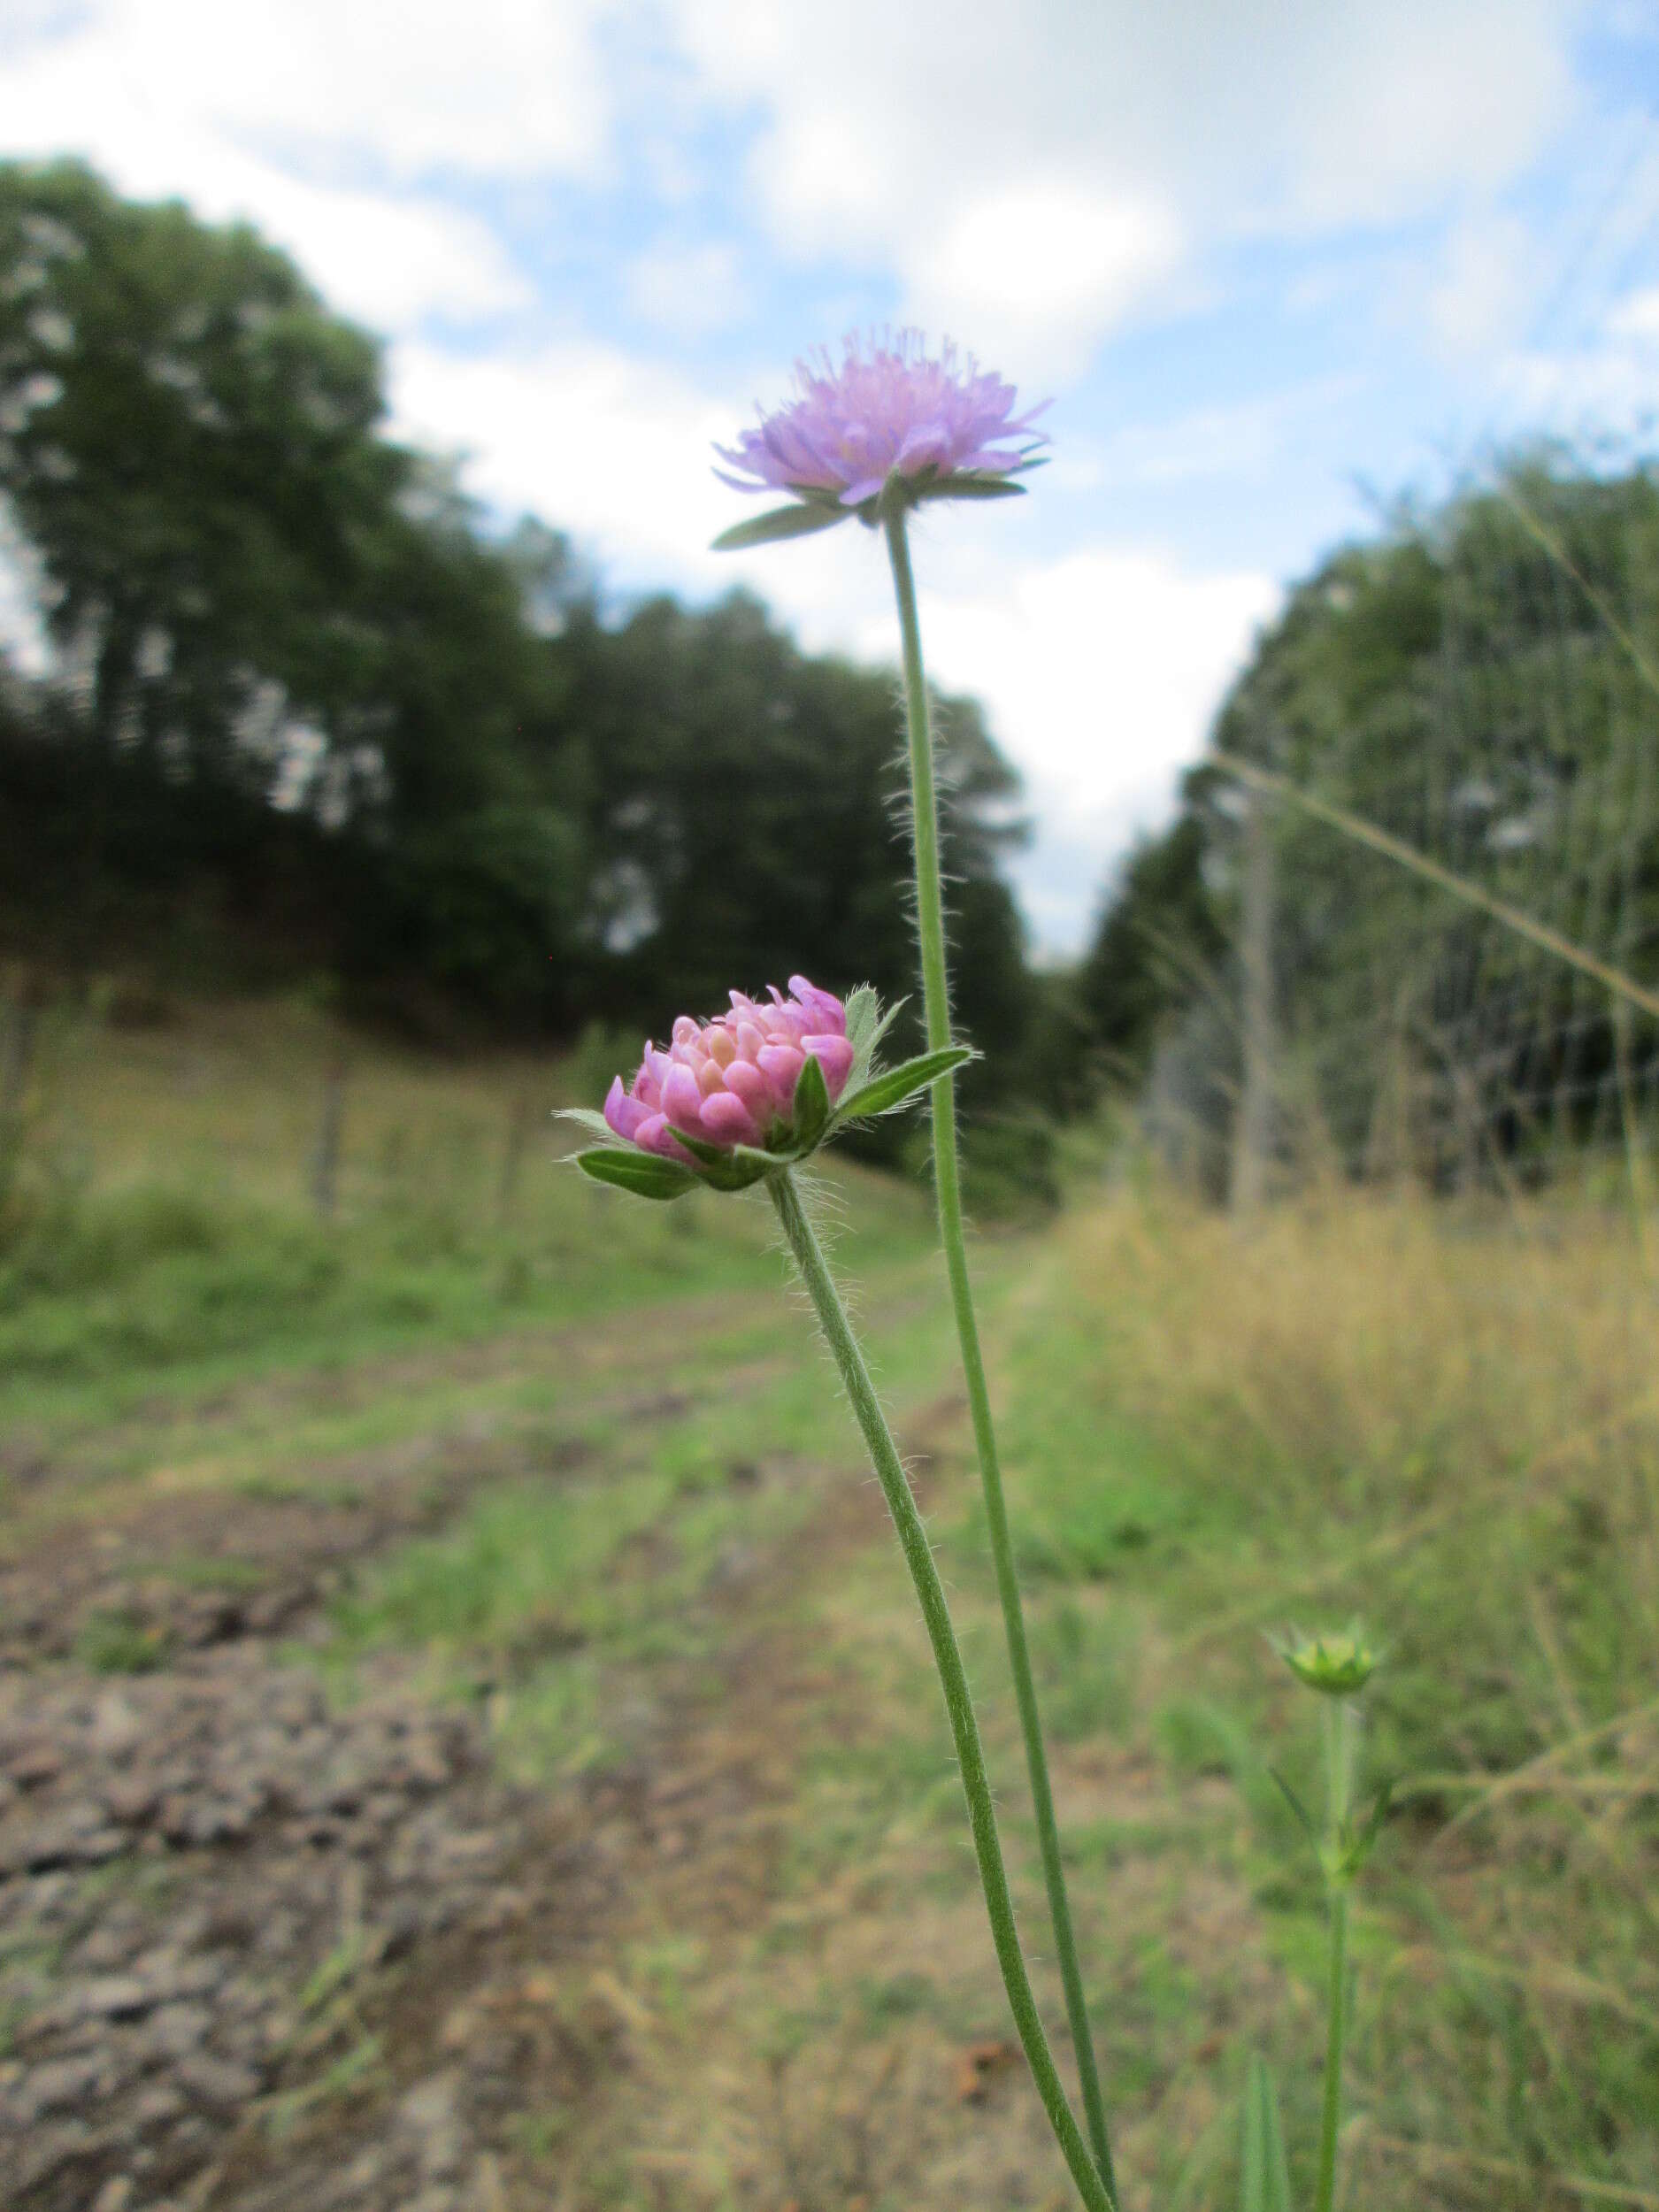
[1273,1624,1379,1700]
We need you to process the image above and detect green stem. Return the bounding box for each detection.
[767,1169,1116,2212]
[1315,1886,1349,2212]
[884,503,1118,2198]
[1320,1701,1350,1834]
[1315,1699,1355,2212]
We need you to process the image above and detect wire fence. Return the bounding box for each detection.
[1146,438,1659,1226]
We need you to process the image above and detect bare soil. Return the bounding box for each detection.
[1,1323,1065,2212]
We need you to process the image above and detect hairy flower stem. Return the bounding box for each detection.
[883,505,1118,2198]
[1315,1701,1356,2212]
[766,1169,1116,2212]
[1316,1889,1349,2212]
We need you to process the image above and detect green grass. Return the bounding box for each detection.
[73,1604,174,1674]
[0,992,934,1438]
[965,1192,1659,2208]
[4,995,1656,2208]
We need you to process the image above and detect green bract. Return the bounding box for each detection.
[1273,1624,1379,1699]
[711,460,1045,551]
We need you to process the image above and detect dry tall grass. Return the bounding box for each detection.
[1028,1184,1659,2205]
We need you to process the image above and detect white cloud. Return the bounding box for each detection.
[1497,341,1659,442]
[672,0,1586,377]
[1425,212,1533,360]
[907,546,1278,817]
[624,241,750,337]
[2,0,612,182]
[194,159,530,330]
[912,183,1183,382]
[1609,287,1659,342]
[388,342,739,573]
[4,0,1594,373]
[1278,5,1575,228]
[1061,375,1365,493]
[1491,276,1659,443]
[0,87,528,332]
[0,0,622,329]
[911,547,1277,954]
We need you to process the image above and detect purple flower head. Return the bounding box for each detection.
[713,332,1048,549]
[604,977,854,1166]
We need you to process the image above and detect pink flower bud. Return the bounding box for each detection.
[599,978,853,1164]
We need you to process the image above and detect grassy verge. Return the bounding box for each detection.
[0,994,936,1458]
[319,1182,1659,2210]
[957,1189,1659,2207]
[4,995,1655,2207]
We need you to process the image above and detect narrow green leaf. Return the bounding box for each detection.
[791,1051,832,1148]
[1240,2066,1265,2212]
[1268,1764,1319,1848]
[1240,2057,1293,2212]
[1258,2060,1294,2212]
[1361,1776,1394,1849]
[834,1045,972,1122]
[575,1147,697,1201]
[555,1107,616,1142]
[712,503,851,552]
[918,472,1027,503]
[1332,1776,1396,1879]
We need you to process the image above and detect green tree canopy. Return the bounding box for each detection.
[0,159,1038,1101]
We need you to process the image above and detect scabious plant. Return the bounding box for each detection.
[565,988,1110,2212]
[714,334,1119,2206]
[1244,1626,1392,2212]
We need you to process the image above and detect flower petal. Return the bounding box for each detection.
[661,1064,705,1130]
[803,1033,855,1099]
[698,1089,760,1145]
[757,1042,804,1110]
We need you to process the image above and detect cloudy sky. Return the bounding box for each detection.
[4,2,1659,952]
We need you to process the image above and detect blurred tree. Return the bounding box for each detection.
[0,161,1041,1102]
[1079,811,1227,1087]
[1,159,385,788]
[556,587,1033,1091]
[1081,454,1659,1178]
[0,158,581,993]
